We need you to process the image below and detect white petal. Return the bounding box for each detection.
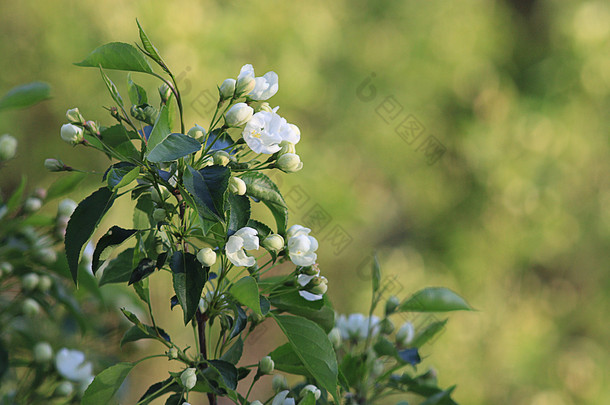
[299,290,323,301]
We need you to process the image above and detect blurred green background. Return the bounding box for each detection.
[1,0,609,404]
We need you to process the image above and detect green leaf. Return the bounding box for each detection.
[104,163,139,189]
[138,378,180,405]
[81,362,134,404]
[183,165,230,221]
[136,20,166,70]
[272,314,339,402]
[165,393,186,405]
[227,193,251,235]
[128,258,156,285]
[372,255,381,293]
[120,324,170,347]
[240,172,288,234]
[298,391,316,405]
[230,276,261,315]
[170,251,207,324]
[398,287,472,312]
[146,133,201,162]
[146,104,171,153]
[133,279,150,304]
[45,172,87,201]
[92,226,138,274]
[127,73,148,105]
[411,319,448,347]
[420,386,456,405]
[270,287,335,332]
[269,343,311,376]
[5,175,27,214]
[0,340,7,382]
[99,248,135,286]
[0,82,51,111]
[65,187,116,283]
[99,67,124,108]
[75,42,153,73]
[220,337,243,365]
[208,360,238,390]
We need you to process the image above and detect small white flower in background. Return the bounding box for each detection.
[250,401,263,405]
[196,247,217,267]
[328,327,342,348]
[33,342,53,363]
[38,275,53,292]
[55,348,94,387]
[24,197,42,213]
[276,153,303,173]
[272,390,295,405]
[396,321,415,346]
[219,78,236,100]
[22,273,40,291]
[228,176,247,195]
[0,134,17,161]
[226,227,259,267]
[286,225,318,267]
[44,158,66,172]
[60,124,84,145]
[236,65,256,95]
[187,124,206,139]
[22,298,40,317]
[35,247,57,265]
[300,384,321,400]
[272,374,289,392]
[335,313,381,341]
[58,199,77,217]
[225,103,254,127]
[55,381,74,397]
[180,367,197,390]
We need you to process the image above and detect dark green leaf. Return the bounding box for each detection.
[127,73,148,105]
[420,386,456,405]
[183,165,230,221]
[230,276,261,315]
[229,305,247,339]
[147,133,201,162]
[272,314,339,402]
[45,172,87,201]
[227,193,250,235]
[138,378,180,405]
[398,287,472,312]
[165,393,186,405]
[373,337,398,357]
[170,251,207,324]
[208,360,238,390]
[298,391,316,405]
[340,353,367,387]
[0,340,7,382]
[146,104,171,154]
[241,172,288,234]
[245,219,272,240]
[0,82,51,111]
[269,343,310,376]
[411,319,448,347]
[270,288,335,332]
[75,42,153,73]
[5,176,27,214]
[81,362,134,404]
[92,226,138,274]
[65,187,116,283]
[128,258,156,284]
[99,248,135,286]
[120,324,170,346]
[220,337,243,365]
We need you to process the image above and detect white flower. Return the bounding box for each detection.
[60,124,84,145]
[335,313,381,341]
[24,197,42,212]
[272,391,295,405]
[236,65,256,95]
[57,199,77,218]
[181,368,197,390]
[279,123,300,144]
[33,342,53,363]
[286,225,318,267]
[226,227,259,267]
[55,348,94,385]
[225,103,254,127]
[300,385,321,400]
[250,71,279,101]
[0,134,17,161]
[296,272,327,301]
[196,247,217,267]
[242,111,283,154]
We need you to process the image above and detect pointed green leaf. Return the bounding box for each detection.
[372,255,381,293]
[230,276,261,315]
[411,319,448,347]
[45,172,87,201]
[92,226,138,274]
[128,258,156,285]
[272,314,339,402]
[120,324,170,347]
[136,20,166,69]
[269,343,310,376]
[146,133,201,162]
[65,187,116,283]
[227,193,251,235]
[127,73,148,105]
[81,362,134,404]
[240,172,288,234]
[183,165,230,221]
[0,82,51,111]
[75,42,153,73]
[220,337,243,365]
[146,104,171,152]
[398,287,472,312]
[170,251,207,324]
[99,248,135,286]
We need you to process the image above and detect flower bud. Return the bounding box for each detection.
[236,67,256,95]
[187,124,206,140]
[258,356,275,374]
[58,199,78,217]
[262,234,284,252]
[276,153,303,173]
[153,208,166,222]
[395,322,415,346]
[60,124,84,145]
[38,275,53,292]
[22,298,41,317]
[83,120,99,135]
[300,385,321,400]
[0,134,17,161]
[219,79,236,100]
[24,197,42,213]
[379,318,395,335]
[167,347,178,359]
[159,84,173,104]
[0,262,13,274]
[213,151,231,166]
[44,158,66,172]
[181,368,197,390]
[196,248,217,267]
[35,247,57,265]
[328,328,342,348]
[56,381,74,397]
[250,401,263,405]
[308,278,328,295]
[225,103,254,127]
[257,102,274,113]
[277,141,296,156]
[272,374,289,392]
[151,186,170,203]
[200,155,214,167]
[22,273,40,292]
[66,108,84,124]
[385,295,400,315]
[33,342,53,363]
[228,176,247,195]
[372,359,385,376]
